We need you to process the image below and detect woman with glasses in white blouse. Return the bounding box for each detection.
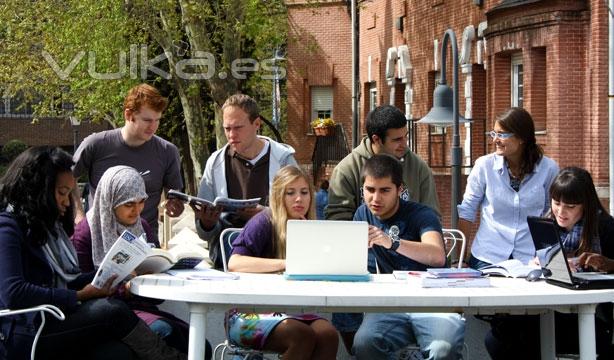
[457,107,559,269]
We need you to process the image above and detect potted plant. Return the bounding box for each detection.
[310,117,336,136]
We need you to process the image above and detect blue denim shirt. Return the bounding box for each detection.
[457,153,559,264]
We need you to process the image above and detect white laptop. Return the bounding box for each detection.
[284,220,370,281]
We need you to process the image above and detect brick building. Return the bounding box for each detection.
[286,0,609,227]
[0,95,111,153]
[0,116,111,153]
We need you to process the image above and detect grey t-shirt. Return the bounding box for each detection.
[73,128,183,233]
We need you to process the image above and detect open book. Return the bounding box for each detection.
[134,243,208,274]
[167,189,260,212]
[480,259,540,278]
[92,230,209,289]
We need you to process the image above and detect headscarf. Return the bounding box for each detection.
[42,222,81,289]
[87,165,148,267]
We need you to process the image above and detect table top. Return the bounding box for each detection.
[130,273,614,313]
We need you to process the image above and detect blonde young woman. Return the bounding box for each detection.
[227,165,338,360]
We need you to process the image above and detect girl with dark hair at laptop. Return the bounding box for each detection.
[485,167,614,359]
[226,165,339,359]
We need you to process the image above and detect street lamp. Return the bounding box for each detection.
[417,29,470,229]
[270,49,284,129]
[69,115,81,154]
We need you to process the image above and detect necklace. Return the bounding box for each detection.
[506,162,522,180]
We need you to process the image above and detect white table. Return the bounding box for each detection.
[130,273,614,360]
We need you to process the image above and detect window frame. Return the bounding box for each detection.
[511,53,524,108]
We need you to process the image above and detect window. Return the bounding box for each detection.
[311,86,333,127]
[511,53,523,108]
[369,83,377,112]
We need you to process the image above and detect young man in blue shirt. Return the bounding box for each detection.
[352,154,465,360]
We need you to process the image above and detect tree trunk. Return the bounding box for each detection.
[173,81,208,184]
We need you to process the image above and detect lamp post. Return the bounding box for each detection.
[417,29,469,229]
[270,49,284,129]
[69,115,81,154]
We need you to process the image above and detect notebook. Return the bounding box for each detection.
[284,220,370,281]
[533,218,614,290]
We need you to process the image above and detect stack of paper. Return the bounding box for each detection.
[421,267,491,288]
[393,269,491,288]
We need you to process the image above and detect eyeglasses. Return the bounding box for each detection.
[488,131,514,140]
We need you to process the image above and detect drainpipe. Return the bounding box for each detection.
[397,45,414,150]
[386,47,398,105]
[351,0,360,149]
[609,1,614,213]
[461,25,475,174]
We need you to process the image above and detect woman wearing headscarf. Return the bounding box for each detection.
[0,147,185,359]
[71,165,208,357]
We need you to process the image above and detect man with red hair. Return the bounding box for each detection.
[72,83,183,241]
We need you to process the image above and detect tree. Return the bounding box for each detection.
[0,0,287,190]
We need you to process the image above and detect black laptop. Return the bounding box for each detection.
[527,216,560,251]
[528,217,614,290]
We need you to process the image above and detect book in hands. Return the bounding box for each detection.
[167,189,260,212]
[91,230,150,289]
[479,259,540,278]
[92,230,210,289]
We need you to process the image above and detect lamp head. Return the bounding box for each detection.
[69,116,81,126]
[417,84,469,127]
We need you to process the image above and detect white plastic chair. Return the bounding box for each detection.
[219,227,243,273]
[442,228,467,269]
[0,304,66,360]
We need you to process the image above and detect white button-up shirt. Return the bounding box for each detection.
[457,153,559,264]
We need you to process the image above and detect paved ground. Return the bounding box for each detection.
[157,207,492,359]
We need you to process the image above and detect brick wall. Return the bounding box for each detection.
[287,0,611,221]
[0,116,111,148]
[286,1,352,165]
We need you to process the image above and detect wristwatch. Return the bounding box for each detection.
[389,234,400,251]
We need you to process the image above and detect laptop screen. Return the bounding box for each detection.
[547,247,575,285]
[285,220,369,276]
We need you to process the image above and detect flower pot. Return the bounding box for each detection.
[314,126,335,137]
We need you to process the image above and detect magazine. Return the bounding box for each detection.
[92,230,210,289]
[167,189,260,212]
[91,230,150,289]
[480,259,540,278]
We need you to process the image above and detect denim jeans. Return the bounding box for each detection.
[353,313,465,360]
[331,312,363,332]
[150,319,174,338]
